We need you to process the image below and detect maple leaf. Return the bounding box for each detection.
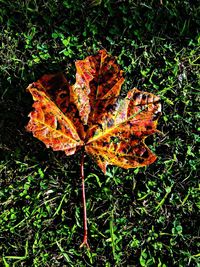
[26,50,161,247]
[27,50,161,172]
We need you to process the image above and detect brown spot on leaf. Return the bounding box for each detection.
[142,149,149,158]
[133,92,141,100]
[138,158,144,163]
[146,125,152,130]
[59,93,68,99]
[107,118,114,127]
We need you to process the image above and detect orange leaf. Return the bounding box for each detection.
[26,50,161,173]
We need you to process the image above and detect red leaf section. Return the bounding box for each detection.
[26,50,161,173]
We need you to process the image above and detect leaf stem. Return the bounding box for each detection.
[80,150,90,249]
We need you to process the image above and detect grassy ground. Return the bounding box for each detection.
[0,0,199,266]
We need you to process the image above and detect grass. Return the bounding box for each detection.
[0,0,199,266]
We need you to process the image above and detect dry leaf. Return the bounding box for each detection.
[27,50,161,173]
